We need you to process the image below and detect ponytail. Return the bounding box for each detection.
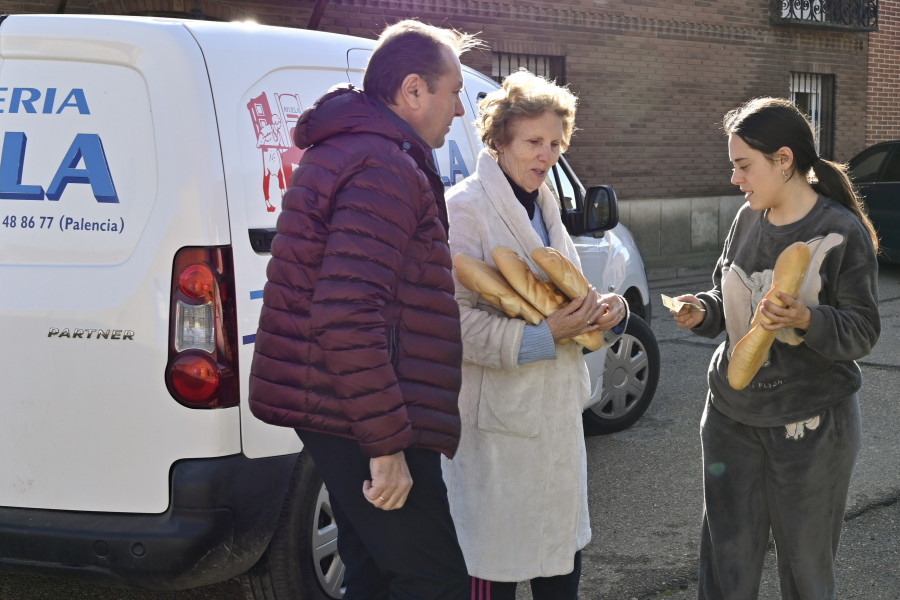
[812,157,880,253]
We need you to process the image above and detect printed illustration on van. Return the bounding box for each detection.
[247,92,304,212]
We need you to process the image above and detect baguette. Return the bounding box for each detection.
[727,241,811,390]
[491,246,566,316]
[452,252,544,325]
[530,247,590,299]
[529,246,606,351]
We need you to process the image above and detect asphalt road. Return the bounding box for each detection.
[2,263,898,600]
[578,260,900,600]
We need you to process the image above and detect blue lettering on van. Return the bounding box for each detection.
[0,88,90,114]
[0,132,119,203]
[446,140,469,186]
[243,289,265,344]
[435,140,470,187]
[47,134,118,202]
[59,215,122,232]
[0,133,43,199]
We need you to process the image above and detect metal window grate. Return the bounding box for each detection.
[771,0,878,31]
[491,52,566,84]
[790,72,835,160]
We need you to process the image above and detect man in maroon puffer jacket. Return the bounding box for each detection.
[249,20,481,599]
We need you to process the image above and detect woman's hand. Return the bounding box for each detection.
[545,287,624,341]
[670,294,706,329]
[758,291,812,332]
[593,292,627,331]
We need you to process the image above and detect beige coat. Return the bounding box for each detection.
[441,150,593,581]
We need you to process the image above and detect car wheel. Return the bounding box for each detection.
[242,452,345,599]
[583,314,660,435]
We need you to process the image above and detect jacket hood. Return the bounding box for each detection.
[294,84,427,152]
[293,84,447,230]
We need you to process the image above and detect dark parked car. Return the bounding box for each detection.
[848,141,900,263]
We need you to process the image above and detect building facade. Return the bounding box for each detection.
[4,0,896,263]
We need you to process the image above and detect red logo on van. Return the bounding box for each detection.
[247,92,304,213]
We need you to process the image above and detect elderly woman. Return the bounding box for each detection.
[442,70,628,599]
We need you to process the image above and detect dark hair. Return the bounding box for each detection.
[724,97,878,253]
[363,20,482,105]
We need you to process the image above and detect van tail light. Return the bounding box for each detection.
[165,246,238,408]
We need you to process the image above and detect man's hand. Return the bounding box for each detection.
[363,451,413,511]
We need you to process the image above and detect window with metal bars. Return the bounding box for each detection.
[790,72,835,160]
[491,52,566,84]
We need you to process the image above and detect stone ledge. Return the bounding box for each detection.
[645,251,718,291]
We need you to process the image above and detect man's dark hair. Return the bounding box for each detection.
[363,20,481,105]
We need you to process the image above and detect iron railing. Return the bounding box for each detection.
[770,0,878,30]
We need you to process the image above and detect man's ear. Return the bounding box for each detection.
[395,73,424,110]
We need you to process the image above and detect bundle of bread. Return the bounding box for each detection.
[452,246,605,351]
[529,247,607,351]
[727,241,811,390]
[490,246,566,316]
[452,252,544,325]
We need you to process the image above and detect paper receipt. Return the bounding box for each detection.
[661,294,705,313]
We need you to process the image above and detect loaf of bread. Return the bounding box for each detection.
[529,246,606,351]
[571,328,605,351]
[727,241,811,390]
[452,252,544,325]
[530,247,590,300]
[491,246,566,316]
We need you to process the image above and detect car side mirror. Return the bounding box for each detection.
[580,185,619,237]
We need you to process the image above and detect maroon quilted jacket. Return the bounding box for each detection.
[249,85,463,458]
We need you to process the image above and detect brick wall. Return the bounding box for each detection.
[308,0,872,259]
[2,0,884,262]
[305,1,871,194]
[867,0,900,144]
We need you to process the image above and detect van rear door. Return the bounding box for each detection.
[0,15,237,513]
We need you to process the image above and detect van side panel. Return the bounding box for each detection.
[0,15,238,513]
[183,23,371,458]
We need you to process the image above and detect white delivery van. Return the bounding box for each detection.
[0,14,658,599]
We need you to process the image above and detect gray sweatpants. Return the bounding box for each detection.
[698,394,861,600]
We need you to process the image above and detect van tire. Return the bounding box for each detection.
[583,314,660,435]
[242,452,345,600]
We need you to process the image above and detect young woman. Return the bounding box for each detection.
[670,97,880,599]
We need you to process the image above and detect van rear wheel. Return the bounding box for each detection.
[242,452,345,599]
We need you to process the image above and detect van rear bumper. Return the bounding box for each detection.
[0,452,298,590]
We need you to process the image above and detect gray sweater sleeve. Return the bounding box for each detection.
[801,223,880,361]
